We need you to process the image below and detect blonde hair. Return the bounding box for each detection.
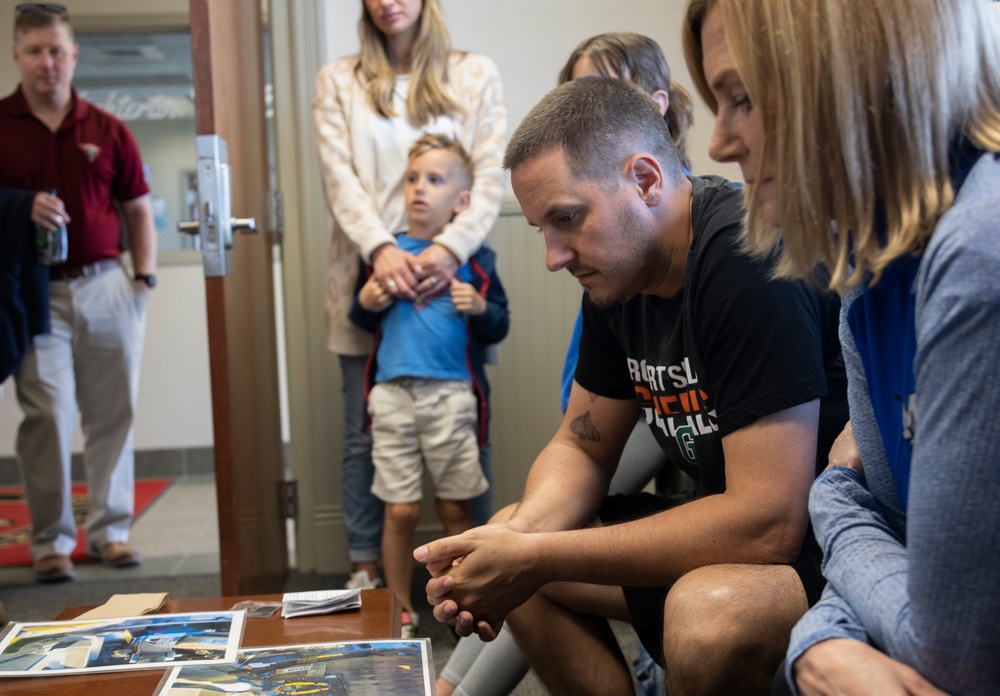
[681,0,718,114]
[357,0,463,126]
[408,133,474,189]
[719,0,1000,291]
[558,32,695,172]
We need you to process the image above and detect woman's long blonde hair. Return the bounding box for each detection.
[721,0,1000,291]
[558,33,695,172]
[357,0,463,126]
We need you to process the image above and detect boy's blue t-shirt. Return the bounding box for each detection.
[375,234,472,384]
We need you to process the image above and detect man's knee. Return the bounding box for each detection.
[661,564,804,667]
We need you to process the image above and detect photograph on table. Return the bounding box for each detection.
[156,639,434,696]
[0,611,245,677]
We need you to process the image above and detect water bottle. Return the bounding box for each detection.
[35,188,68,265]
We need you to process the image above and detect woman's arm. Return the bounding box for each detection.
[810,194,1000,694]
[428,54,507,266]
[313,60,398,263]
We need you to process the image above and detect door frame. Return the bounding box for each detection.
[189,0,288,594]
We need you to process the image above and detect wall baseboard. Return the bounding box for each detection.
[0,447,216,486]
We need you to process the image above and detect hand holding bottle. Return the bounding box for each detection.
[32,189,70,265]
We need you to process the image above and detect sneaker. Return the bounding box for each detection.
[345,570,383,590]
[401,610,420,639]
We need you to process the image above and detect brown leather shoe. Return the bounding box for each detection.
[34,554,76,583]
[91,542,142,568]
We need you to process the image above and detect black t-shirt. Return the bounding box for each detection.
[576,175,846,495]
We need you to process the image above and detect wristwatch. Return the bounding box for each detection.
[134,273,156,289]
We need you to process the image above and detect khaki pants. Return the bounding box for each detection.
[15,264,147,560]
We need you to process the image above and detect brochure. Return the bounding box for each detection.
[280,589,362,618]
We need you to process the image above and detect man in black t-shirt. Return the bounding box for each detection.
[418,78,847,696]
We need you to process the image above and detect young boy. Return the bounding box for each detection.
[349,134,510,638]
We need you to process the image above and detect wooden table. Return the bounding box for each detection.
[1,589,400,696]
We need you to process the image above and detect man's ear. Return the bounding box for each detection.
[453,190,471,216]
[628,154,665,207]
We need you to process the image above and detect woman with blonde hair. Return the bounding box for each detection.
[685,0,1000,693]
[313,0,505,635]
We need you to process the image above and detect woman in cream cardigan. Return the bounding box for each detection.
[313,0,506,592]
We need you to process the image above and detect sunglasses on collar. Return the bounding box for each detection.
[15,4,69,17]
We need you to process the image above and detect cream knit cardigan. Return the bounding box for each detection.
[313,51,506,356]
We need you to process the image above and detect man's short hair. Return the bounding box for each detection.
[503,77,685,184]
[14,4,72,41]
[408,133,475,190]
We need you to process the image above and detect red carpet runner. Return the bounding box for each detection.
[0,479,171,566]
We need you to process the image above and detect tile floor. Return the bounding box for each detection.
[0,474,220,586]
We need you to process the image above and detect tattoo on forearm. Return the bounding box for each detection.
[570,411,601,442]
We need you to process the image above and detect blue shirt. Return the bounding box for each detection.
[375,234,472,384]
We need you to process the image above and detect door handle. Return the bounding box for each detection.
[177,135,258,277]
[178,220,201,236]
[177,217,257,235]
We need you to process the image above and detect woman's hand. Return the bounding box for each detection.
[826,421,862,475]
[372,243,419,299]
[413,243,460,297]
[794,639,949,696]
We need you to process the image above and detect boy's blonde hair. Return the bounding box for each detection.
[408,134,474,190]
[357,0,463,126]
[717,0,1000,291]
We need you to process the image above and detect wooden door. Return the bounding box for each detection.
[189,0,287,595]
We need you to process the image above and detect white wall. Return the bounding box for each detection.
[321,0,741,183]
[125,119,198,252]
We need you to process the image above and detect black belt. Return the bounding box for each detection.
[49,257,120,281]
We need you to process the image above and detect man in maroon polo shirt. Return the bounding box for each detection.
[0,4,156,583]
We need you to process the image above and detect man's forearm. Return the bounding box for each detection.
[526,489,806,588]
[123,195,157,275]
[507,438,615,534]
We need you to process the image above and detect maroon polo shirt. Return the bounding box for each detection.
[0,86,149,267]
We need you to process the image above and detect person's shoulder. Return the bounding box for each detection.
[691,174,744,208]
[449,51,501,81]
[318,55,361,81]
[689,175,745,248]
[921,152,1000,294]
[76,97,135,142]
[0,89,19,112]
[78,98,125,127]
[938,152,1000,239]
